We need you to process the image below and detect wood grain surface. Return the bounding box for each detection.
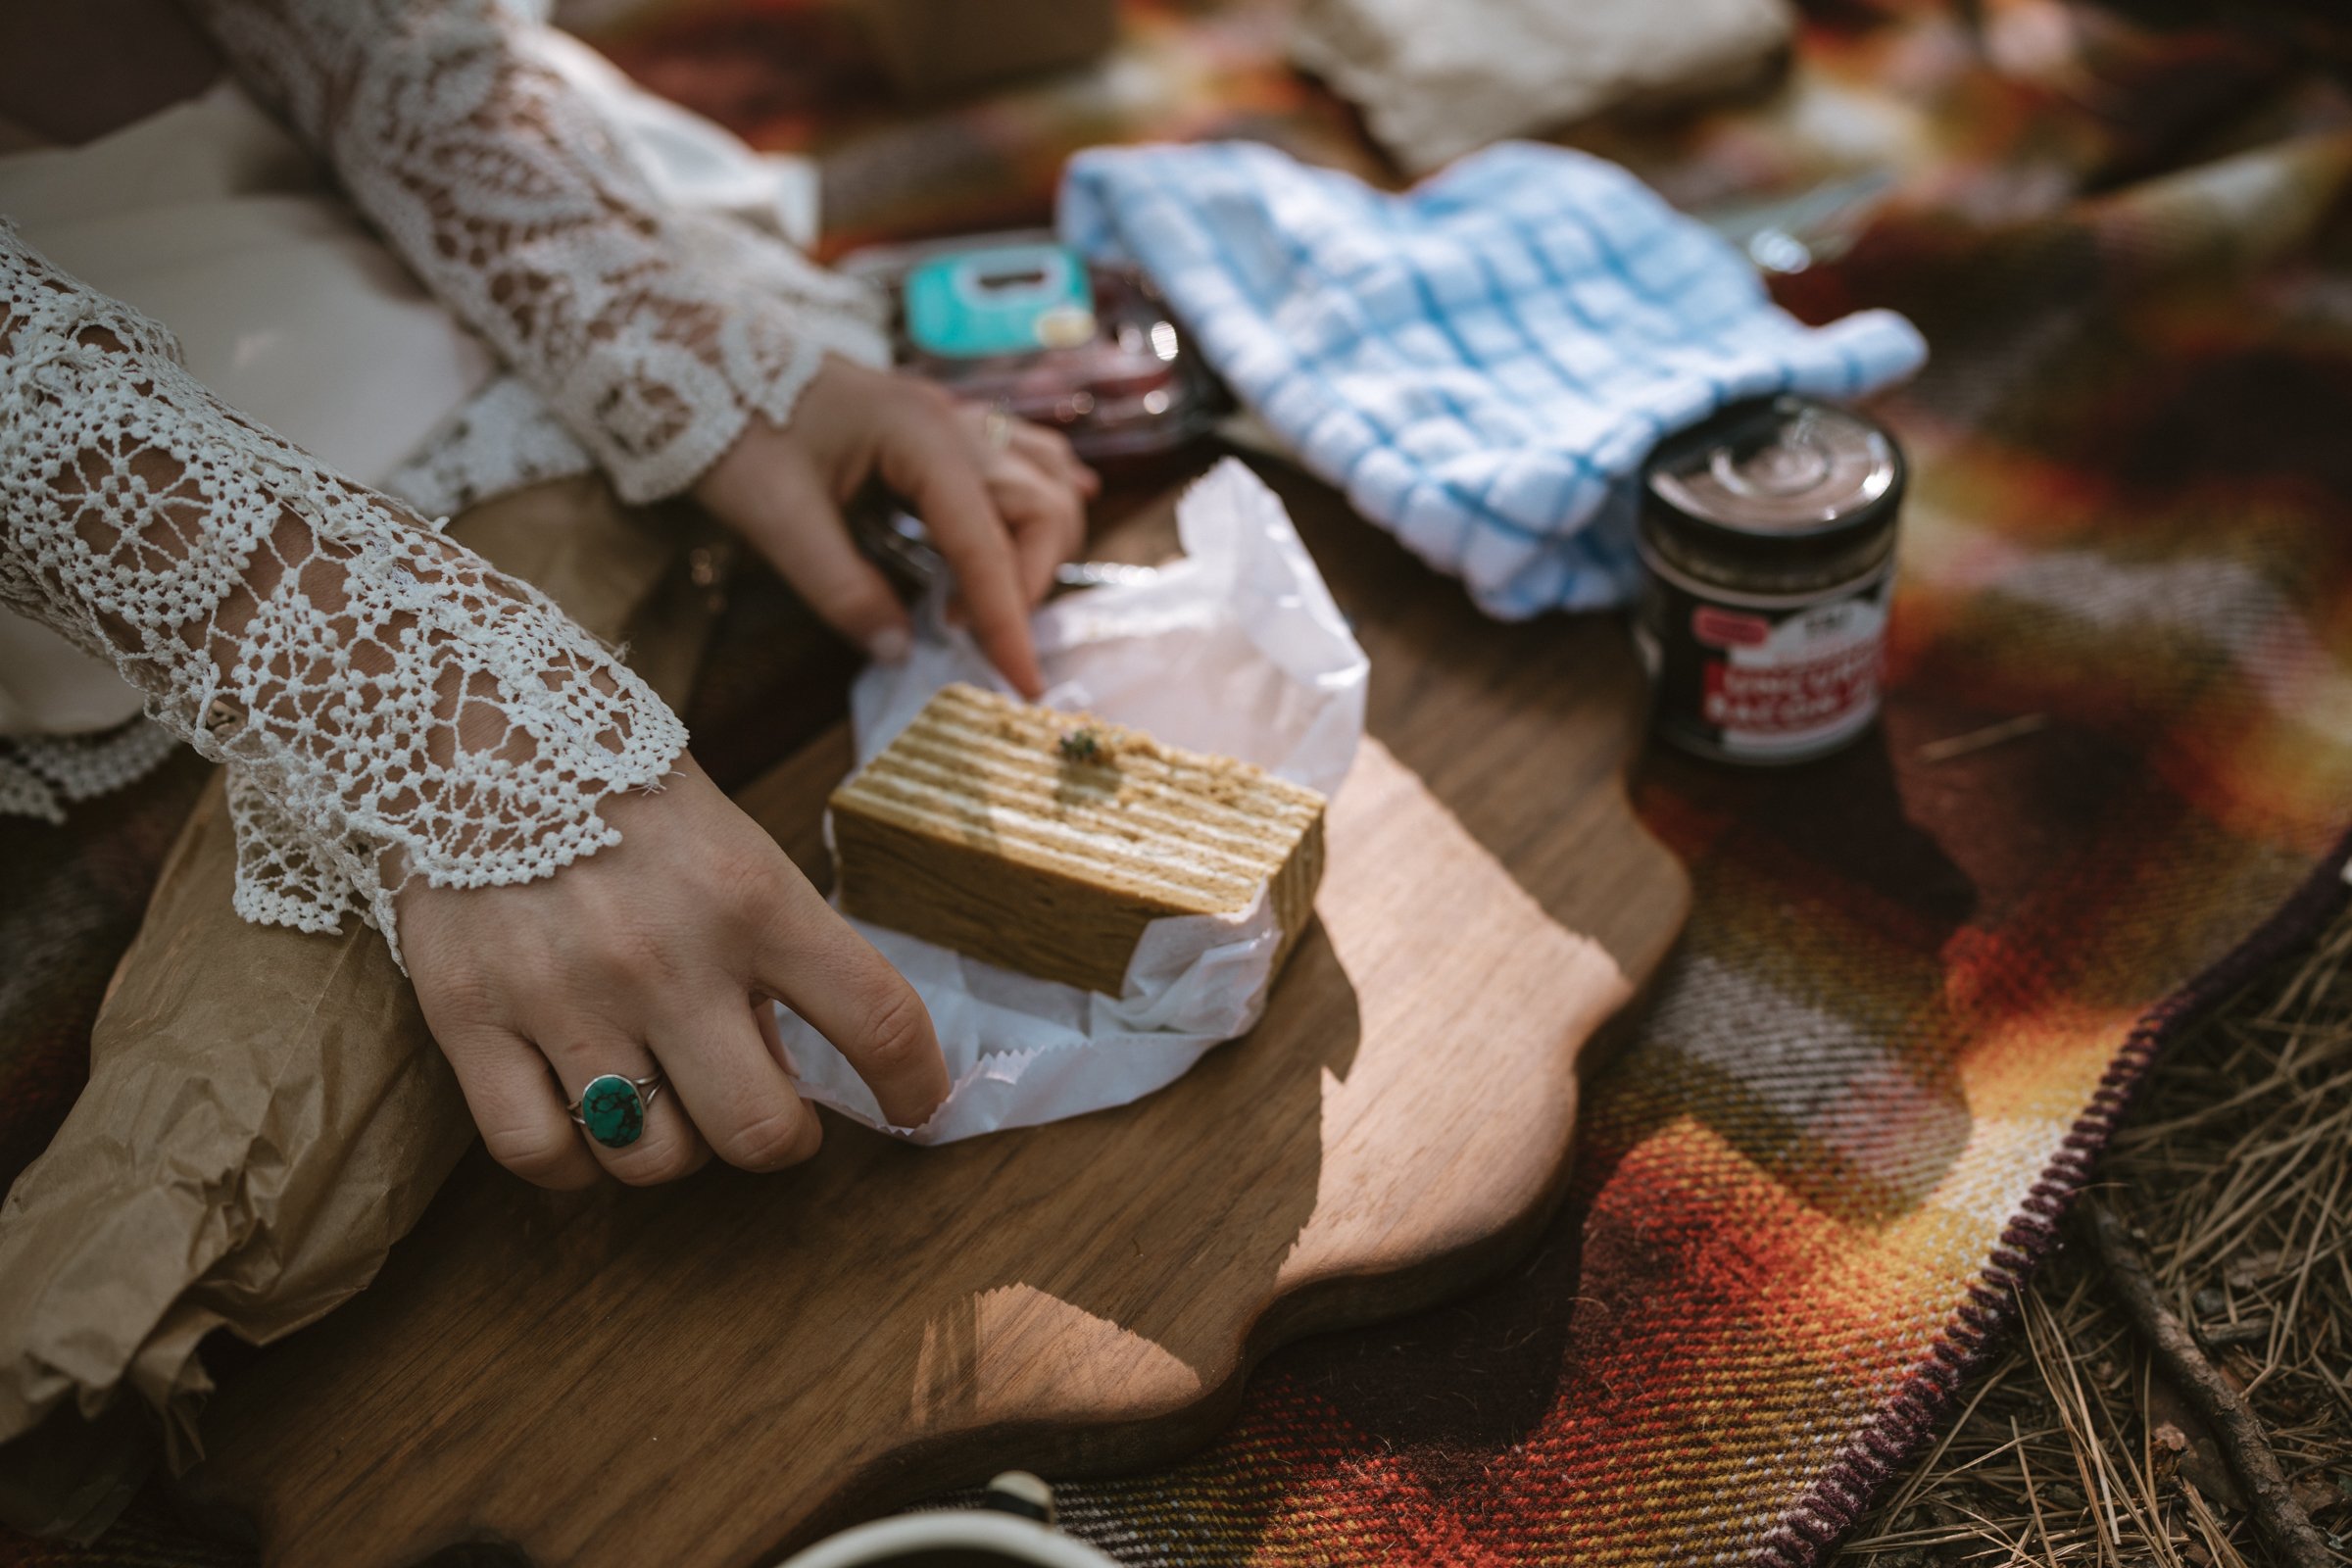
[184,462,1689,1568]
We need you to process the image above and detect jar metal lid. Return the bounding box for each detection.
[1642,395,1903,556]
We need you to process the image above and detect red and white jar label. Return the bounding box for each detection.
[1637,561,1892,763]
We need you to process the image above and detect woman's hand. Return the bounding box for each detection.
[396,755,949,1189]
[397,359,1096,1186]
[694,358,1098,698]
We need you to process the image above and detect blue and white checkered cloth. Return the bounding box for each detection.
[1059,141,1928,617]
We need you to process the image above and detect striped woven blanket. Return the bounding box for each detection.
[7,1,2352,1563]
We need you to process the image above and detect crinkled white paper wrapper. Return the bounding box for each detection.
[773,460,1368,1144]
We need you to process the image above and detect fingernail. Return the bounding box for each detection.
[867,626,912,664]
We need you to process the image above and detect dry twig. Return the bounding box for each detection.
[2082,1199,2333,1568]
[1837,898,2352,1568]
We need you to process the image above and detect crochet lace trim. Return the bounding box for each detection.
[0,226,687,966]
[194,0,887,508]
[0,717,182,822]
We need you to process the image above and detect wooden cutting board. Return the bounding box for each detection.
[185,464,1689,1568]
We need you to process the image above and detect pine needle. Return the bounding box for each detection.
[1836,900,2352,1567]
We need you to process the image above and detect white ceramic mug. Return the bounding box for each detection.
[774,1475,1120,1568]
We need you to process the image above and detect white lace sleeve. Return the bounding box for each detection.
[0,225,687,966]
[189,0,889,507]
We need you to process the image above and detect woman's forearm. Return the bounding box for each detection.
[0,222,685,964]
[187,0,885,505]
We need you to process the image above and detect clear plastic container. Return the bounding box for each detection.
[840,230,1225,461]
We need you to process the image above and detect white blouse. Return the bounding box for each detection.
[0,0,887,965]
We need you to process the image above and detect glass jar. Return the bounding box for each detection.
[1634,395,1906,764]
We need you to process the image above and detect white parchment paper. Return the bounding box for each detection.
[773,459,1368,1144]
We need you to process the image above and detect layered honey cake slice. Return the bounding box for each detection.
[830,683,1326,996]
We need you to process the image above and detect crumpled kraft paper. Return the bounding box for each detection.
[0,477,719,1542]
[778,459,1369,1144]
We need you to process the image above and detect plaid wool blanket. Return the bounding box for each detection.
[8,1,2352,1563]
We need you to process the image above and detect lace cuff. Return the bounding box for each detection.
[0,224,688,965]
[193,0,890,506]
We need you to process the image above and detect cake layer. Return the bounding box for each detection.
[831,684,1326,996]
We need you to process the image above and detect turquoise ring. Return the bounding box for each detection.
[566,1071,664,1150]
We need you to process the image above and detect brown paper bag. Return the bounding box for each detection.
[0,478,724,1540]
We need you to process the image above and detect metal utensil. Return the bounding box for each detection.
[854,504,1158,593]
